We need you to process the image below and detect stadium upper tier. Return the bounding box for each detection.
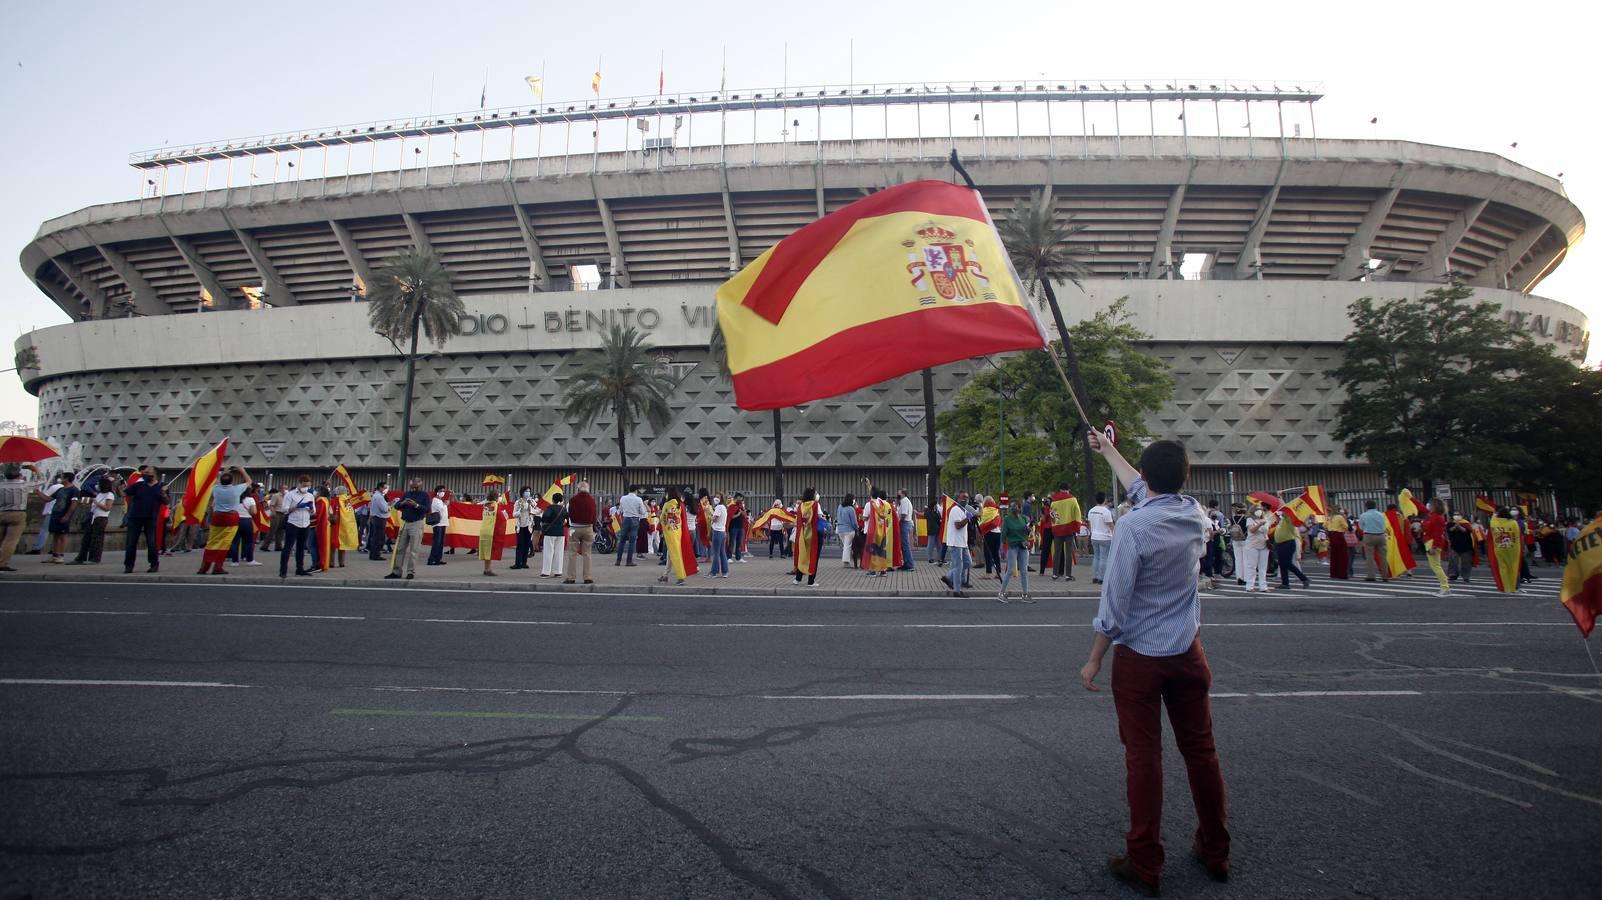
[23,135,1582,319]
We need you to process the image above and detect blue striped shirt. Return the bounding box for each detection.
[1092,477,1204,657]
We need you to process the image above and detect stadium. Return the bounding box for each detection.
[13,82,1590,501]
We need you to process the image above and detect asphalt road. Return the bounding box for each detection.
[1,576,1599,899]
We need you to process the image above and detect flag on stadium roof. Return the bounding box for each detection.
[713,179,1049,411]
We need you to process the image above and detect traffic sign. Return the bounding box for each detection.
[1103,420,1119,447]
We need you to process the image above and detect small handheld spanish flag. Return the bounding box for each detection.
[178,438,229,526]
[331,463,357,495]
[715,180,1050,410]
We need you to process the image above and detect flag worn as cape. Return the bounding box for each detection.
[977,501,1002,534]
[1560,514,1602,637]
[1383,509,1417,578]
[177,438,228,526]
[714,180,1050,410]
[1488,514,1523,593]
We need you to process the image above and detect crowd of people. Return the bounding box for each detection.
[0,461,1587,600]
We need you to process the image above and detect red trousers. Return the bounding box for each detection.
[1111,638,1230,881]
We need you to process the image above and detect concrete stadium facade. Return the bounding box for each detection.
[14,130,1590,502]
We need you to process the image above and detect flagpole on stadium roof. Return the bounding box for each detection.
[949,149,1092,430]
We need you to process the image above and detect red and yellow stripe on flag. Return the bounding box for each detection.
[331,464,357,495]
[715,180,1050,410]
[178,437,228,525]
[541,473,577,509]
[1383,509,1416,578]
[1281,485,1328,526]
[977,501,1002,534]
[422,502,515,553]
[1474,495,1496,515]
[1560,514,1602,637]
[748,506,796,533]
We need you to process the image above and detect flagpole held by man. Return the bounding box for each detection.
[1079,429,1230,896]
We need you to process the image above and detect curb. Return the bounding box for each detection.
[6,570,1104,600]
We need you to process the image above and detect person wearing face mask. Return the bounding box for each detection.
[279,475,317,577]
[427,486,450,566]
[709,493,729,578]
[199,465,252,575]
[1243,504,1272,592]
[513,486,538,570]
[384,477,431,580]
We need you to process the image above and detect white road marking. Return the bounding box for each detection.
[1385,754,1533,808]
[0,678,252,688]
[762,694,1028,701]
[372,685,633,696]
[418,618,589,626]
[0,609,152,616]
[1293,771,1385,808]
[217,613,366,621]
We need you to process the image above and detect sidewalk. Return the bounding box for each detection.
[5,546,1103,598]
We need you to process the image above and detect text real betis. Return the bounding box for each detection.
[456,304,715,336]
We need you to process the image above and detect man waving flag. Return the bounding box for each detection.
[715,179,1049,410]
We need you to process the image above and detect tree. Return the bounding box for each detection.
[367,248,464,488]
[563,323,676,488]
[1329,284,1562,492]
[937,298,1173,498]
[1502,352,1602,513]
[998,188,1100,492]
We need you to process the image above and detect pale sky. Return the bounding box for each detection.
[2,0,1596,431]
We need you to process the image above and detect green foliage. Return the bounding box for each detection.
[365,248,464,349]
[1331,285,1566,489]
[13,346,39,372]
[998,188,1092,295]
[937,298,1173,498]
[1503,354,1602,512]
[563,323,676,439]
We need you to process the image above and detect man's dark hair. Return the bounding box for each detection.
[1136,440,1189,494]
[60,472,75,483]
[1095,492,1107,504]
[550,492,563,504]
[1365,499,1377,510]
[1056,481,1069,491]
[434,484,447,494]
[802,487,817,502]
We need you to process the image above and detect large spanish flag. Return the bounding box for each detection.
[1397,488,1424,518]
[715,180,1050,410]
[331,463,357,495]
[177,438,228,526]
[1560,514,1602,636]
[1488,514,1523,593]
[422,501,515,557]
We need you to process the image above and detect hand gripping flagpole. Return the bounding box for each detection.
[948,150,1093,431]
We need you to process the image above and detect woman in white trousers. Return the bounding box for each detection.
[1244,508,1272,592]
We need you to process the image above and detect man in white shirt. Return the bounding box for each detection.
[1088,492,1116,585]
[896,489,917,572]
[617,486,647,566]
[366,484,390,560]
[278,475,317,577]
[709,495,730,577]
[941,500,971,598]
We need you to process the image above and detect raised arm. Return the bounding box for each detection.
[1086,429,1140,490]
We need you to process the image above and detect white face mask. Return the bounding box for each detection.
[713,497,721,505]
[437,491,446,498]
[522,490,532,497]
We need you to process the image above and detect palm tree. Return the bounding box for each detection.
[563,323,676,488]
[999,187,1099,492]
[366,247,464,489]
[708,320,786,499]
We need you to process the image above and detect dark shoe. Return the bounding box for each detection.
[1192,849,1229,883]
[405,574,414,580]
[584,580,594,584]
[146,566,159,573]
[384,573,401,580]
[1107,855,1160,897]
[297,570,313,577]
[0,566,17,572]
